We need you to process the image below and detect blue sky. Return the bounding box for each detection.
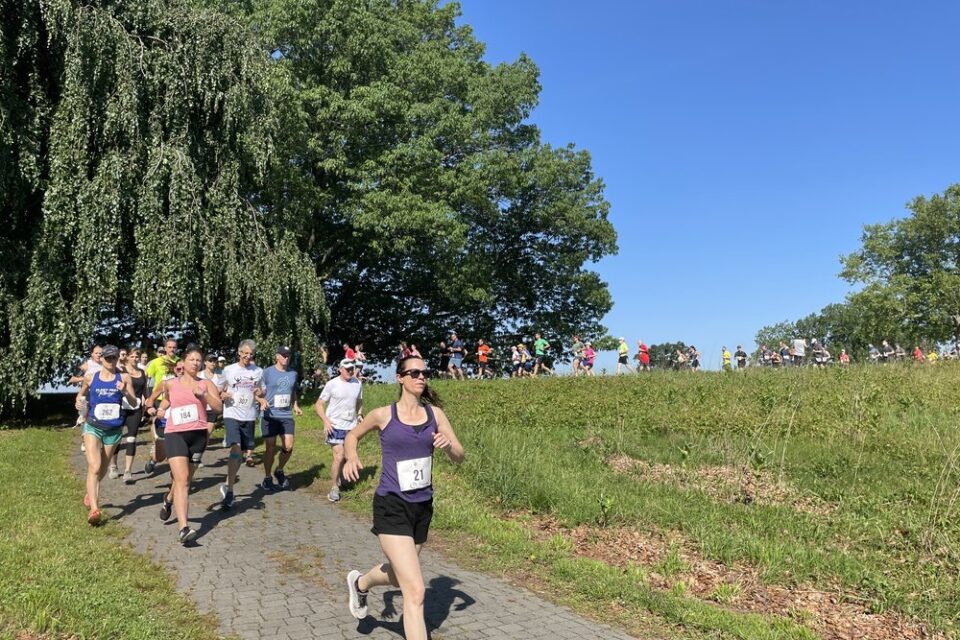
[458,1,960,369]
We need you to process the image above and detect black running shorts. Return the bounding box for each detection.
[371,493,433,545]
[165,429,208,464]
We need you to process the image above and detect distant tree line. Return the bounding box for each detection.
[756,184,960,359]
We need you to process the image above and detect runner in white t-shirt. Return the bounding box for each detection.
[218,339,266,509]
[315,359,363,502]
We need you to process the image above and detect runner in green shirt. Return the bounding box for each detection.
[532,333,553,377]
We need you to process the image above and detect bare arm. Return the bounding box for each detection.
[144,380,167,414]
[74,374,92,410]
[432,407,465,464]
[342,406,390,482]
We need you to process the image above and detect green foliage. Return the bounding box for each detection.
[0,428,222,639]
[0,0,326,408]
[229,0,618,360]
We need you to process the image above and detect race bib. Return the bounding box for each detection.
[272,394,291,409]
[171,405,199,426]
[93,403,121,421]
[396,456,432,492]
[234,391,253,409]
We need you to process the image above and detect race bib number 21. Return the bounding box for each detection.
[396,456,432,492]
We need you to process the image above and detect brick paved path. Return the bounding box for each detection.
[75,442,635,639]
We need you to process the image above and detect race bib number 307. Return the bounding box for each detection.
[234,392,253,409]
[396,456,432,492]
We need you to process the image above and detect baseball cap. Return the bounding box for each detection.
[217,355,226,362]
[102,345,120,359]
[339,358,355,369]
[277,346,292,357]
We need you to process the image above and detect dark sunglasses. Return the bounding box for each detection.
[400,368,429,379]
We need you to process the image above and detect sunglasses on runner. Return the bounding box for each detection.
[400,369,428,379]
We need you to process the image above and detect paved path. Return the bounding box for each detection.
[74,441,635,640]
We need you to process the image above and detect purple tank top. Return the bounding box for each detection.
[375,403,437,503]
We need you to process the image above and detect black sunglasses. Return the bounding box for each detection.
[400,368,429,379]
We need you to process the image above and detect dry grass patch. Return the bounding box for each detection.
[514,512,943,640]
[606,454,835,516]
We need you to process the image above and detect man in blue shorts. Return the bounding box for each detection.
[314,359,363,502]
[261,346,302,490]
[219,339,266,509]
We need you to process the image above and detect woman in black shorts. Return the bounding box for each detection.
[342,355,464,640]
[149,346,222,544]
[116,347,147,484]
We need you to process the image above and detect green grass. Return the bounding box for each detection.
[0,427,224,640]
[288,364,960,638]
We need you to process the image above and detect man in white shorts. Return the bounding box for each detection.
[314,359,363,502]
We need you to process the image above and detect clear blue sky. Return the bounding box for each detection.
[458,1,960,369]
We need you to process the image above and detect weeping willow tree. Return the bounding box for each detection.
[0,0,326,408]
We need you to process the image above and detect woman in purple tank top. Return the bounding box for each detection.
[342,356,465,639]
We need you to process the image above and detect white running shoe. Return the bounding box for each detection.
[346,570,368,619]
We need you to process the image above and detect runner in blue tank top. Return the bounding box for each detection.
[74,344,138,525]
[342,356,464,639]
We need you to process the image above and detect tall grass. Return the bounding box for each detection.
[354,364,960,632]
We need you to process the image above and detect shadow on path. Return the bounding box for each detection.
[357,576,476,638]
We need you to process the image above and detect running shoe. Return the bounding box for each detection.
[159,496,173,521]
[178,527,197,545]
[108,465,119,480]
[245,455,255,467]
[144,459,156,476]
[261,477,275,492]
[219,485,235,509]
[346,570,368,619]
[123,471,134,485]
[274,468,289,490]
[327,486,340,503]
[87,509,102,526]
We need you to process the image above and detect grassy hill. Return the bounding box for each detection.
[335,365,960,638]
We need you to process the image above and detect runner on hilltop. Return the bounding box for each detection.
[616,337,635,374]
[315,358,363,503]
[343,355,464,640]
[571,335,585,377]
[532,333,553,377]
[447,332,467,381]
[476,339,492,379]
[734,345,748,370]
[581,342,596,376]
[637,340,651,371]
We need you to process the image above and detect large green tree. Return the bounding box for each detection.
[0,0,326,407]
[231,0,618,361]
[840,184,960,345]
